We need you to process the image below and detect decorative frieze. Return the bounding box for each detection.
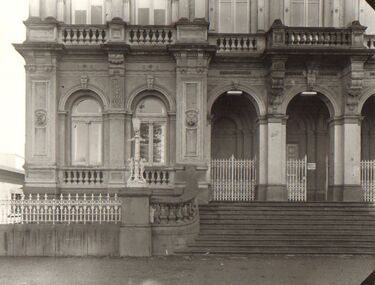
[108,52,125,109]
[345,57,366,111]
[268,56,287,110]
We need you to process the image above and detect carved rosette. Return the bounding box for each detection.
[185,109,199,128]
[34,109,47,127]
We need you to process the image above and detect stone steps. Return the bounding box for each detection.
[176,202,375,255]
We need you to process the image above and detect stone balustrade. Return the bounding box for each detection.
[60,25,108,45]
[208,33,262,53]
[126,25,175,45]
[150,198,198,225]
[143,167,175,187]
[285,28,351,47]
[61,168,106,185]
[365,35,375,49]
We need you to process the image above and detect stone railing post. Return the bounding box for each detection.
[349,21,366,48]
[118,188,152,256]
[267,19,286,49]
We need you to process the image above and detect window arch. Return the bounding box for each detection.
[71,97,103,166]
[135,96,167,164]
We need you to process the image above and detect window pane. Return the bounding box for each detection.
[235,0,249,33]
[136,97,166,115]
[153,123,165,163]
[291,1,304,27]
[91,5,103,24]
[308,1,319,27]
[89,122,102,165]
[72,122,88,164]
[154,9,166,25]
[219,0,232,33]
[74,99,101,115]
[140,123,150,162]
[75,10,87,24]
[138,8,150,25]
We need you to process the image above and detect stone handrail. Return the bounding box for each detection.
[150,197,198,225]
[365,35,375,49]
[208,33,264,53]
[59,25,108,45]
[143,166,175,187]
[285,27,351,47]
[60,167,106,185]
[126,25,175,45]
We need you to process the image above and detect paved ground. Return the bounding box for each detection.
[0,255,374,285]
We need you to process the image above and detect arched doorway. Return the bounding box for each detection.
[361,95,375,201]
[286,93,332,201]
[361,95,375,161]
[210,93,258,201]
[211,94,257,159]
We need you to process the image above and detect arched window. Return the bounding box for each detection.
[135,97,167,164]
[71,98,103,166]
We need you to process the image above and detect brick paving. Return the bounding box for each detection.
[0,255,374,285]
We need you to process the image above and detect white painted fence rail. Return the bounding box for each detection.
[0,194,121,224]
[286,156,307,202]
[361,160,375,202]
[211,155,256,201]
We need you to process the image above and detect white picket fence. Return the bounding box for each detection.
[361,160,375,202]
[0,193,121,224]
[211,155,256,201]
[286,156,307,202]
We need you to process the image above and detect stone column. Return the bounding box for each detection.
[265,115,287,201]
[118,188,152,256]
[171,19,214,202]
[327,118,344,201]
[342,116,362,201]
[112,0,124,19]
[45,0,57,19]
[179,0,189,19]
[332,0,340,27]
[257,0,265,31]
[106,50,127,190]
[57,0,65,22]
[14,45,62,194]
[256,116,268,200]
[29,0,40,18]
[194,0,206,19]
[172,0,180,23]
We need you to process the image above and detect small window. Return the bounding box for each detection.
[72,0,104,24]
[136,0,167,25]
[219,0,250,33]
[71,98,103,166]
[135,97,167,164]
[290,0,321,27]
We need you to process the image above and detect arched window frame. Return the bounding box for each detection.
[134,96,168,166]
[70,97,103,166]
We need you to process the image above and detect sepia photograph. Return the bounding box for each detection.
[1,0,375,284]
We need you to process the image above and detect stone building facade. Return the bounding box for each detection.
[12,0,375,255]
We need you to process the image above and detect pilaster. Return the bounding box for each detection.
[14,43,64,194]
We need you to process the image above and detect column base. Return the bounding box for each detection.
[256,184,267,201]
[327,185,362,201]
[265,184,287,201]
[119,225,152,257]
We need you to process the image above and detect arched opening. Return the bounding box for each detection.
[71,97,103,166]
[210,92,258,201]
[286,93,332,201]
[211,94,257,159]
[361,95,375,161]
